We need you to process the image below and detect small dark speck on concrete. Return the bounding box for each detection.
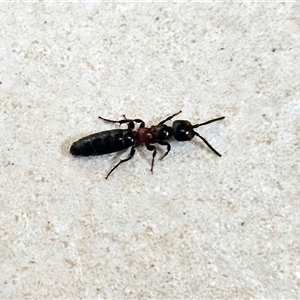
[263,114,266,117]
[220,47,224,50]
[230,58,233,61]
[155,17,159,21]
[272,48,276,52]
[67,47,71,51]
[191,40,196,43]
[241,222,245,226]
[0,81,2,84]
[5,161,14,167]
[255,58,258,61]
[44,21,47,24]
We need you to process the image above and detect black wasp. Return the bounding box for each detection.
[70,111,225,179]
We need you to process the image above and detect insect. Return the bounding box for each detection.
[70,111,225,179]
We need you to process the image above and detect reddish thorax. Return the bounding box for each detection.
[135,126,158,146]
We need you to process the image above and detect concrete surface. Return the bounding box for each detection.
[1,2,300,299]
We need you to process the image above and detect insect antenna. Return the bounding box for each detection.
[192,116,225,157]
[193,132,222,157]
[192,116,225,128]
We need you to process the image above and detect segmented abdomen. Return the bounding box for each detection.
[70,129,134,156]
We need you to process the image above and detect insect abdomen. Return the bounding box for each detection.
[70,129,134,156]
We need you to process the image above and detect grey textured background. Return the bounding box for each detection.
[1,3,300,298]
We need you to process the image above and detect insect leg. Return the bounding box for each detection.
[158,141,171,160]
[194,132,222,157]
[146,145,157,172]
[158,110,182,125]
[123,115,145,128]
[123,115,145,124]
[99,115,132,126]
[99,115,145,128]
[105,146,136,179]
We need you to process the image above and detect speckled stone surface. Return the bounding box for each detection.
[1,3,300,298]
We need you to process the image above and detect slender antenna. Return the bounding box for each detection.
[194,132,222,157]
[193,116,225,128]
